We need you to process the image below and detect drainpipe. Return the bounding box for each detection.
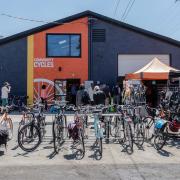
[88,16,92,80]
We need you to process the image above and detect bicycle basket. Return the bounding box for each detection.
[154,118,166,129]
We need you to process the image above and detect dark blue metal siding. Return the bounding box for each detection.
[0,38,27,96]
[91,20,180,86]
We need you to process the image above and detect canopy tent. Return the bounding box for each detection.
[125,57,179,80]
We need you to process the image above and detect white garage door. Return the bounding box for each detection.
[118,54,170,76]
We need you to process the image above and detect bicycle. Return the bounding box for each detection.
[114,105,134,154]
[132,106,145,148]
[52,104,68,153]
[89,106,105,160]
[18,103,46,152]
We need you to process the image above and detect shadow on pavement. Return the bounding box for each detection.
[157,149,173,157]
[13,151,30,158]
[11,144,19,150]
[166,138,180,149]
[64,153,76,160]
[43,146,54,150]
[46,151,57,159]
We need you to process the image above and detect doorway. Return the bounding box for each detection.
[54,79,80,104]
[66,79,80,105]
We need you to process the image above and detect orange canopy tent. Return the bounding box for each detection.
[125,57,179,80]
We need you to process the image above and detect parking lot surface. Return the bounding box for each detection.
[0,115,180,180]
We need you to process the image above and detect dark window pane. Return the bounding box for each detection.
[47,35,70,56]
[70,35,81,56]
[47,34,81,57]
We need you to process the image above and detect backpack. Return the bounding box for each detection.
[82,90,90,105]
[0,129,8,147]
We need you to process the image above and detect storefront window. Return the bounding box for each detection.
[46,34,81,57]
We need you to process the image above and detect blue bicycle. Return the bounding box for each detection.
[91,108,104,160]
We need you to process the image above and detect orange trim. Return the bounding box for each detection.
[126,72,169,80]
[142,72,168,80]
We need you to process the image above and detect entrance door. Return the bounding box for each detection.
[66,79,80,104]
[54,79,80,104]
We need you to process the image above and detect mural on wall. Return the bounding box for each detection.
[33,78,67,103]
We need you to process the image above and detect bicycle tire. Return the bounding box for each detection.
[143,116,154,142]
[134,121,145,148]
[154,132,167,150]
[75,129,85,160]
[18,123,41,152]
[52,117,63,153]
[95,138,103,160]
[124,122,133,154]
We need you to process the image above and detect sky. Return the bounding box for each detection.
[0,0,180,41]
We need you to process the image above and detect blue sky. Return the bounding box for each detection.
[0,0,180,40]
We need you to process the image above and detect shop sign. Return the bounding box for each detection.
[34,58,54,68]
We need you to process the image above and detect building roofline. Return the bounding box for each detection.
[0,10,180,47]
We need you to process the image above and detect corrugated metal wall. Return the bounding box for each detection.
[0,38,27,96]
[91,19,180,86]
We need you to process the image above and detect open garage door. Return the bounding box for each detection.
[118,54,170,76]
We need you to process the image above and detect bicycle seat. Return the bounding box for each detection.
[93,110,102,114]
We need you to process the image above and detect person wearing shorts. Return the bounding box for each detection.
[1,82,11,112]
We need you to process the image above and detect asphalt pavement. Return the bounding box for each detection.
[0,115,180,180]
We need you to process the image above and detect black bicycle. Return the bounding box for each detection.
[18,104,46,152]
[52,105,68,153]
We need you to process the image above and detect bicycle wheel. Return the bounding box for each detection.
[124,122,133,154]
[18,123,41,152]
[62,115,68,140]
[143,116,154,142]
[75,129,85,160]
[95,138,102,160]
[134,122,145,148]
[105,118,110,144]
[114,117,124,143]
[7,118,13,140]
[154,131,167,150]
[52,117,63,153]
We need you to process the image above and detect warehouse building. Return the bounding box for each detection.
[0,10,180,104]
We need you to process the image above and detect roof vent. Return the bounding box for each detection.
[92,29,106,42]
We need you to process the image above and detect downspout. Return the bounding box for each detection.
[88,16,92,80]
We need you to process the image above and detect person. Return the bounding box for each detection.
[40,84,47,110]
[0,110,13,149]
[102,84,111,105]
[71,84,77,105]
[1,82,11,113]
[93,86,106,105]
[112,83,121,105]
[88,83,94,105]
[76,84,90,107]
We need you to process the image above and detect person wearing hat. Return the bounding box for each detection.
[1,82,11,110]
[93,85,106,105]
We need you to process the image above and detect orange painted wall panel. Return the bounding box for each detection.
[32,17,89,101]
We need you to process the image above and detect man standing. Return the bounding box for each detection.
[1,82,11,111]
[102,84,111,105]
[112,83,121,105]
[76,84,90,107]
[93,86,106,105]
[88,83,94,105]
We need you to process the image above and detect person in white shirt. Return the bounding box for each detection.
[88,83,94,105]
[1,82,11,107]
